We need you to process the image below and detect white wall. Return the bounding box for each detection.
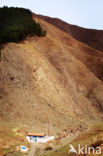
[26,136,54,143]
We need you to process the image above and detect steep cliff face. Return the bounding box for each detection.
[0,14,103,135]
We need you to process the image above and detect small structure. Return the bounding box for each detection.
[26,133,54,143]
[20,146,28,152]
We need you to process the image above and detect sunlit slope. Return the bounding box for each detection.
[34,14,103,52]
[0,15,103,134]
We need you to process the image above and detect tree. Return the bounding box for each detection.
[0,7,46,45]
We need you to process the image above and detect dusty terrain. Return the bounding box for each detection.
[34,13,103,52]
[0,13,103,153]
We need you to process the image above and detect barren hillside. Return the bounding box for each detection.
[0,14,103,139]
[33,13,103,52]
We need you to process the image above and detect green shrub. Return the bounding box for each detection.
[0,6,46,45]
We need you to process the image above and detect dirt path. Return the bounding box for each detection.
[24,143,36,156]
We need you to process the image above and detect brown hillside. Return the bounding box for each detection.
[0,15,103,137]
[33,14,103,52]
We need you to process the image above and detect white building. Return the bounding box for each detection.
[26,133,54,143]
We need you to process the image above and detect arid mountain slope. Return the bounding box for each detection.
[0,15,103,135]
[33,14,103,52]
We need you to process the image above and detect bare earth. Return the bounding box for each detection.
[23,144,36,156]
[0,14,103,142]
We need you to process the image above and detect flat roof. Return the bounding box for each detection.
[27,133,45,137]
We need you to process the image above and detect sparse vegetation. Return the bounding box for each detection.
[45,145,53,151]
[3,150,23,156]
[0,6,46,47]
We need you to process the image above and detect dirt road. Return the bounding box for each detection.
[24,143,36,156]
[29,143,36,156]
